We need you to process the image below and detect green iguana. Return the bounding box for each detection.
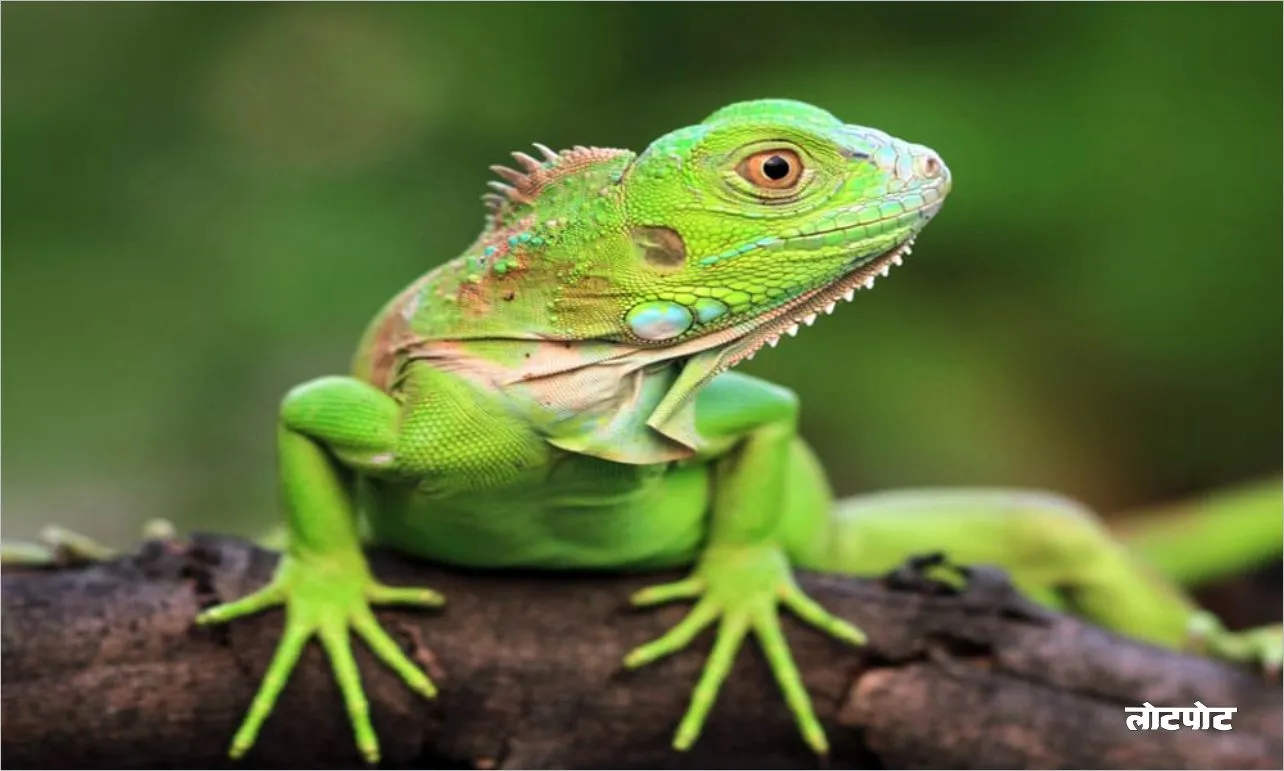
[6,99,1281,762]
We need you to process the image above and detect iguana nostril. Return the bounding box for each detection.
[916,153,942,178]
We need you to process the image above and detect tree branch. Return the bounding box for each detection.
[2,535,1279,769]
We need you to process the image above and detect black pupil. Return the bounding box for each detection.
[762,155,791,180]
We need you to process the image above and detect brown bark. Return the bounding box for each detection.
[2,536,1279,770]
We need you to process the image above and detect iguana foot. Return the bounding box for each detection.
[623,544,866,754]
[1,524,121,567]
[1,518,179,568]
[1186,612,1282,678]
[0,539,61,567]
[196,554,444,762]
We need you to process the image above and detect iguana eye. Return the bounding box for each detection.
[737,149,803,190]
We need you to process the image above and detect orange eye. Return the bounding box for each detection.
[737,149,803,189]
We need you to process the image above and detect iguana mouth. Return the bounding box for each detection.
[730,236,916,365]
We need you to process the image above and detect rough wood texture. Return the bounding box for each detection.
[2,535,1280,769]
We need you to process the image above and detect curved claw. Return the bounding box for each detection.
[673,613,750,751]
[630,577,705,607]
[624,599,720,668]
[197,583,286,625]
[779,584,867,646]
[367,583,446,607]
[228,622,310,759]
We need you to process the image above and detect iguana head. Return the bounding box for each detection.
[421,99,948,369]
[470,99,948,355]
[607,98,950,363]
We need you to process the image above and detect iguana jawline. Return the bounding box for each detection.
[726,235,916,365]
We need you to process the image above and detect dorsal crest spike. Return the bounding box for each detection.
[482,142,633,223]
[511,151,543,172]
[489,164,526,185]
[532,142,559,163]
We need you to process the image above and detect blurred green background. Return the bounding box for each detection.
[3,3,1280,547]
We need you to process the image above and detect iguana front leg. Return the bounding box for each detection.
[196,375,443,762]
[197,364,550,762]
[624,372,863,753]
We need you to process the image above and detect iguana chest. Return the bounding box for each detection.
[354,338,715,570]
[362,451,711,570]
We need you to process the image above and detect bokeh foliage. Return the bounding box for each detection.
[3,3,1280,545]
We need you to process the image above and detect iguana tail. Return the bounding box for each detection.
[1114,474,1283,588]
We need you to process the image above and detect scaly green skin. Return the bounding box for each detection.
[180,99,1279,762]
